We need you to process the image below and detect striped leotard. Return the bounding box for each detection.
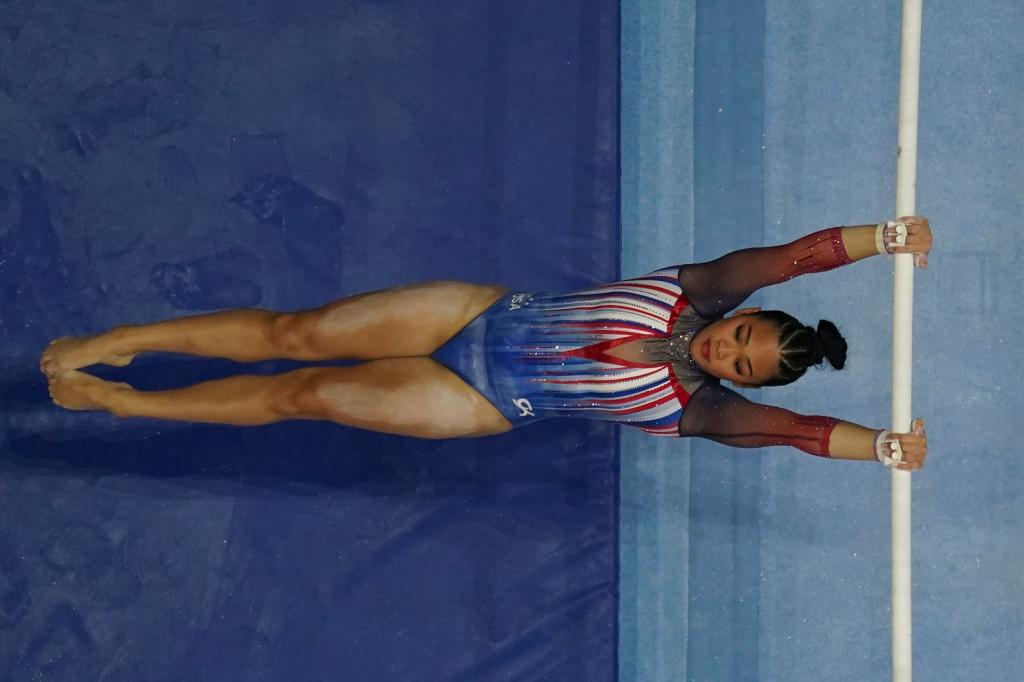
[430,226,857,456]
[431,266,709,436]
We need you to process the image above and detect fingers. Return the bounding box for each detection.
[888,216,932,268]
[893,418,928,471]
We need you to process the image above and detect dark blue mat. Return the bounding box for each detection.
[0,2,620,680]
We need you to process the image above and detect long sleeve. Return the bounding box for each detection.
[678,381,839,457]
[677,227,854,318]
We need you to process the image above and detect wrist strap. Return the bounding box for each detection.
[874,429,905,468]
[875,220,908,255]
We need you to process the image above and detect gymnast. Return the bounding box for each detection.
[41,218,931,470]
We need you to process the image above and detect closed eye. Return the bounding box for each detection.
[735,325,753,377]
[746,326,752,377]
[735,326,742,376]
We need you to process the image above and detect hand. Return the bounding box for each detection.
[887,215,932,268]
[887,418,929,471]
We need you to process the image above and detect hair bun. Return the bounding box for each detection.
[815,319,848,370]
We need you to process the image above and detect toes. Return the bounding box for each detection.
[41,343,61,375]
[47,372,78,409]
[48,387,62,407]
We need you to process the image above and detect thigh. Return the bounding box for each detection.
[294,280,509,359]
[311,357,514,439]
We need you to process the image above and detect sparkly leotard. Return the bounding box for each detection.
[431,227,857,456]
[432,266,708,435]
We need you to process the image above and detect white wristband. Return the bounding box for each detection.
[875,220,908,255]
[874,429,905,468]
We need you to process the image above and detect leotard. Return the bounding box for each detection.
[431,227,856,456]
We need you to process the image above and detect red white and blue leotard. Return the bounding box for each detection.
[430,227,856,456]
[430,267,701,435]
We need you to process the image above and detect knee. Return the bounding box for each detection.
[270,369,326,419]
[267,313,312,358]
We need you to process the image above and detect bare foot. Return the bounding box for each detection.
[48,370,132,412]
[40,334,136,377]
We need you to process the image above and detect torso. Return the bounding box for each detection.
[435,266,713,437]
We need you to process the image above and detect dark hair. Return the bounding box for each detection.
[752,310,848,387]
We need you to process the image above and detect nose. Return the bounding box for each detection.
[717,339,740,363]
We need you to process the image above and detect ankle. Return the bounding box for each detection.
[107,326,137,355]
[104,383,135,418]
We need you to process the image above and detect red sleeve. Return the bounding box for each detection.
[679,381,839,457]
[677,227,854,318]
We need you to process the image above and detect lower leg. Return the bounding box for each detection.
[113,309,282,362]
[82,367,323,426]
[40,308,285,376]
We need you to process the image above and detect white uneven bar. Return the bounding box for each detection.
[893,0,922,680]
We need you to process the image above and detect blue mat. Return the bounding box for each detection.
[0,2,620,680]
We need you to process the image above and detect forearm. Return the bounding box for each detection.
[828,420,881,461]
[840,224,883,263]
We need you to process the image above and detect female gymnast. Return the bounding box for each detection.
[41,218,931,470]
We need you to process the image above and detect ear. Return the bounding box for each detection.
[729,306,761,317]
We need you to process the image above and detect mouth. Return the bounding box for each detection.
[701,339,710,361]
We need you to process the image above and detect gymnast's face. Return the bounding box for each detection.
[690,307,782,389]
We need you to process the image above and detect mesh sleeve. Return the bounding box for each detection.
[677,227,854,318]
[678,381,839,457]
